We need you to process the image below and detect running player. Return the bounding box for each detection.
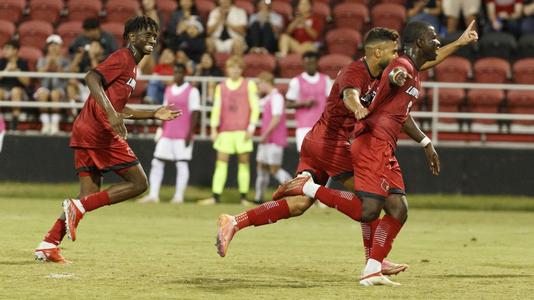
[138,63,200,204]
[34,16,180,263]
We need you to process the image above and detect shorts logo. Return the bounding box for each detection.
[381,178,389,192]
[126,78,136,90]
[405,86,419,99]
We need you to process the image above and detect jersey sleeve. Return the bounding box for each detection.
[285,77,299,100]
[337,65,367,96]
[94,50,126,87]
[270,93,285,116]
[188,87,201,111]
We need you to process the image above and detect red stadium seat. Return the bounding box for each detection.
[433,56,471,122]
[379,0,407,4]
[235,0,255,15]
[29,0,63,24]
[333,3,369,31]
[67,0,102,22]
[507,59,534,124]
[158,0,178,28]
[57,21,84,49]
[106,0,139,23]
[18,20,54,50]
[371,3,406,32]
[196,0,216,22]
[0,20,16,47]
[278,54,304,78]
[243,53,276,77]
[318,54,352,78]
[473,57,510,83]
[18,46,43,71]
[0,0,25,23]
[271,1,292,23]
[326,28,362,57]
[312,1,331,21]
[101,22,125,47]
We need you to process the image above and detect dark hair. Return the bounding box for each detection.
[175,63,186,71]
[302,51,320,60]
[4,39,20,49]
[82,18,100,30]
[363,27,399,47]
[123,16,159,41]
[402,21,431,46]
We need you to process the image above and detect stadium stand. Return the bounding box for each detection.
[67,0,102,22]
[371,3,406,32]
[0,0,26,23]
[326,28,362,57]
[332,2,368,31]
[243,52,276,77]
[28,0,64,24]
[18,20,54,50]
[0,20,16,47]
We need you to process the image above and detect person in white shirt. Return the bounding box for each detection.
[207,0,248,54]
[285,51,332,152]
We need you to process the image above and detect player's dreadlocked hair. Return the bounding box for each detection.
[123,16,159,41]
[402,21,431,46]
[363,27,399,47]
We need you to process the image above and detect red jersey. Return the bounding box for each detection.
[361,55,421,148]
[306,58,377,145]
[70,48,138,148]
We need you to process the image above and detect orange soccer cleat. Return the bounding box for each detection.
[63,199,84,242]
[215,214,238,257]
[381,259,409,276]
[34,247,71,264]
[272,175,311,200]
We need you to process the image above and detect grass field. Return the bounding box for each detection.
[1,182,534,299]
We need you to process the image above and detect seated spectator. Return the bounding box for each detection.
[69,18,118,57]
[0,40,30,131]
[67,40,105,105]
[137,0,163,27]
[522,0,534,34]
[247,0,284,54]
[278,0,324,57]
[145,48,176,104]
[193,52,223,102]
[170,18,206,63]
[407,0,443,33]
[165,0,200,49]
[35,35,70,135]
[442,0,480,33]
[206,0,248,54]
[176,50,195,75]
[485,0,523,37]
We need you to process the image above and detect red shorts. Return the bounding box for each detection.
[73,143,139,177]
[350,133,405,200]
[296,137,354,185]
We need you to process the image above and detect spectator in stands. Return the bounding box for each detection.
[0,40,30,131]
[206,0,248,54]
[247,0,284,54]
[175,50,195,74]
[35,35,70,135]
[407,0,443,33]
[193,52,223,103]
[170,17,206,63]
[165,0,200,49]
[67,40,105,104]
[69,18,118,57]
[198,56,259,205]
[145,48,175,104]
[278,0,324,57]
[485,0,523,37]
[137,0,163,27]
[442,0,480,33]
[522,0,534,34]
[285,51,331,152]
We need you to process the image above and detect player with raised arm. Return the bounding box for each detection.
[34,16,180,264]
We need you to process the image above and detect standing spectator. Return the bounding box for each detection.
[0,40,30,131]
[170,18,206,63]
[442,0,480,33]
[138,64,201,204]
[35,35,70,135]
[206,0,248,54]
[194,52,223,103]
[69,18,118,57]
[254,71,291,204]
[137,0,163,27]
[67,40,105,106]
[247,0,284,54]
[407,0,443,33]
[278,0,324,57]
[485,0,523,37]
[166,0,199,48]
[285,51,331,152]
[198,56,260,205]
[522,0,534,34]
[145,48,175,104]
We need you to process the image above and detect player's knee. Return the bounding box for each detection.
[360,208,381,223]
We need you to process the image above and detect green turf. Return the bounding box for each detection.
[1,183,533,299]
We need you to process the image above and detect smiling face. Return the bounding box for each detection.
[130,27,158,55]
[419,26,440,61]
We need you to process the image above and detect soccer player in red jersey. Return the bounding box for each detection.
[34,16,180,264]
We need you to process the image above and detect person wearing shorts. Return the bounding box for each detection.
[442,0,481,33]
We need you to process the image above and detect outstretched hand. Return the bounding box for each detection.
[458,20,479,46]
[154,104,182,121]
[424,143,440,176]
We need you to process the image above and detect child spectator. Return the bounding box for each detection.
[247,0,284,54]
[145,48,175,104]
[194,52,223,103]
[206,0,248,54]
[166,0,199,48]
[278,0,324,57]
[170,18,206,63]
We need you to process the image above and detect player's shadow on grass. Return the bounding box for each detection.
[167,277,322,290]
[425,274,534,279]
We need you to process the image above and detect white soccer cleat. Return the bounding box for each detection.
[137,195,160,204]
[170,197,183,204]
[359,272,401,286]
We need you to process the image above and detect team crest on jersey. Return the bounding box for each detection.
[360,90,377,107]
[126,78,136,90]
[405,86,419,99]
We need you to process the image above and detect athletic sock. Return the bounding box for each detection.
[79,191,110,212]
[174,161,189,201]
[234,199,291,230]
[302,179,320,198]
[237,162,250,195]
[369,214,403,263]
[42,218,66,246]
[212,160,228,195]
[363,258,382,276]
[148,158,164,199]
[314,186,362,221]
[361,218,380,262]
[274,168,292,184]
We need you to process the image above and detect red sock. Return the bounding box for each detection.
[361,218,380,261]
[315,186,362,221]
[234,199,291,229]
[369,215,403,263]
[80,191,110,212]
[43,219,66,246]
